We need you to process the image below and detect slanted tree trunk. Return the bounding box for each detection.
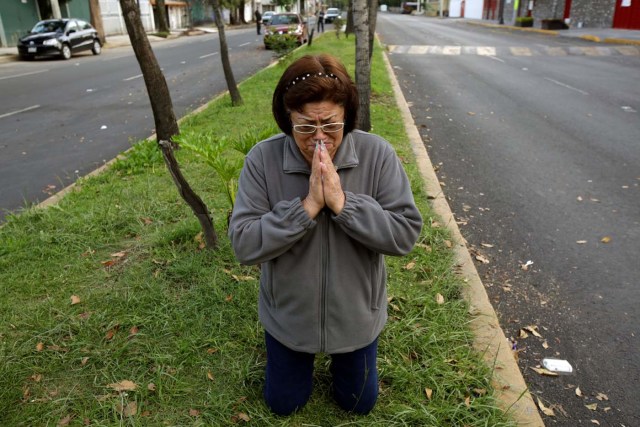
[353,0,371,131]
[119,0,218,248]
[156,0,170,33]
[89,0,106,45]
[211,0,243,106]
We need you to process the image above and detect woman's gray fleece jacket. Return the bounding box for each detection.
[228,130,423,354]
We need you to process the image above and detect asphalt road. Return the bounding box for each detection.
[0,27,273,222]
[377,14,640,426]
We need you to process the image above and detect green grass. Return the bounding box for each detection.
[0,36,514,426]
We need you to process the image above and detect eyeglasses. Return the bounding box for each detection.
[292,122,345,134]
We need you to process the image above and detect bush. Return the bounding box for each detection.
[515,16,533,27]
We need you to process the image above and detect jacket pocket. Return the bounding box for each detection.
[370,256,384,310]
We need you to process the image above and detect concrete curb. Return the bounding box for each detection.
[382,50,545,426]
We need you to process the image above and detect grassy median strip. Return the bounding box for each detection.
[0,36,514,425]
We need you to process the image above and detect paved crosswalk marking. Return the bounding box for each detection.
[387,45,640,57]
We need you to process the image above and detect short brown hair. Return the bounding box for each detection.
[272,54,359,135]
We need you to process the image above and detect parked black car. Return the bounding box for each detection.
[17,18,102,60]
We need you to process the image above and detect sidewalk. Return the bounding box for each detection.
[465,18,640,44]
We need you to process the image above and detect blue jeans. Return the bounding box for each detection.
[264,331,379,416]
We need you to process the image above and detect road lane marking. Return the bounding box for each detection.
[476,46,497,56]
[123,74,143,81]
[544,77,589,95]
[0,69,49,81]
[487,55,505,63]
[510,47,533,56]
[200,52,219,58]
[386,45,637,57]
[0,105,40,119]
[238,42,250,47]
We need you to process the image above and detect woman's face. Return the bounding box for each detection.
[290,101,345,165]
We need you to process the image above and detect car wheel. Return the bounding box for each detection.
[92,39,102,55]
[60,44,72,60]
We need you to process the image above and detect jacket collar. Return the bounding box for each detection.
[283,133,359,174]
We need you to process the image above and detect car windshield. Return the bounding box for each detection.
[327,9,339,14]
[270,14,299,25]
[31,20,66,34]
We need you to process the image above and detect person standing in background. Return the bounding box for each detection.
[255,9,262,35]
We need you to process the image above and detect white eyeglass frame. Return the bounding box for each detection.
[292,122,345,134]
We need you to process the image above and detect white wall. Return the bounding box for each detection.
[465,0,484,19]
[100,0,155,35]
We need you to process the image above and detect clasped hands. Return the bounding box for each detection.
[302,142,345,219]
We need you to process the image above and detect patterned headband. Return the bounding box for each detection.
[285,72,338,91]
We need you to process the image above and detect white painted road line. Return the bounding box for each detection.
[544,77,590,95]
[0,105,40,119]
[199,52,219,59]
[0,70,49,81]
[239,42,251,47]
[123,74,143,81]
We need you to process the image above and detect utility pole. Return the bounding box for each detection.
[498,0,505,24]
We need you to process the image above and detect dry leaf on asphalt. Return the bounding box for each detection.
[600,236,611,243]
[586,403,598,411]
[576,387,583,397]
[521,260,534,271]
[481,243,494,248]
[595,392,609,401]
[591,420,600,425]
[523,325,543,338]
[475,254,490,264]
[530,367,558,376]
[107,380,138,392]
[537,397,556,416]
[70,295,81,305]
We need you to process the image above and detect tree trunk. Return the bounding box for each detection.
[368,0,379,60]
[346,0,354,37]
[119,0,218,248]
[89,0,106,45]
[353,0,371,131]
[156,0,170,33]
[212,0,243,106]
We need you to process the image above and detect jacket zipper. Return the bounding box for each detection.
[320,210,328,352]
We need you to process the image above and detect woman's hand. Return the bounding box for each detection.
[302,143,325,219]
[318,144,345,215]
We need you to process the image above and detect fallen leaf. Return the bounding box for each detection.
[107,380,138,392]
[105,326,119,341]
[30,373,42,382]
[443,239,452,248]
[521,260,534,271]
[481,243,494,248]
[475,254,490,264]
[36,342,44,352]
[237,412,251,422]
[425,387,433,400]
[123,401,137,416]
[81,357,89,366]
[70,295,81,305]
[595,392,609,401]
[576,387,583,397]
[225,294,233,302]
[519,329,529,339]
[207,371,214,381]
[542,341,550,349]
[129,326,139,337]
[590,420,600,425]
[585,403,597,411]
[207,348,219,354]
[436,293,445,305]
[110,251,127,258]
[58,415,73,426]
[530,367,558,376]
[537,397,555,416]
[189,409,200,417]
[404,261,416,270]
[467,111,476,116]
[147,383,156,391]
[523,325,543,338]
[600,236,611,243]
[464,396,471,407]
